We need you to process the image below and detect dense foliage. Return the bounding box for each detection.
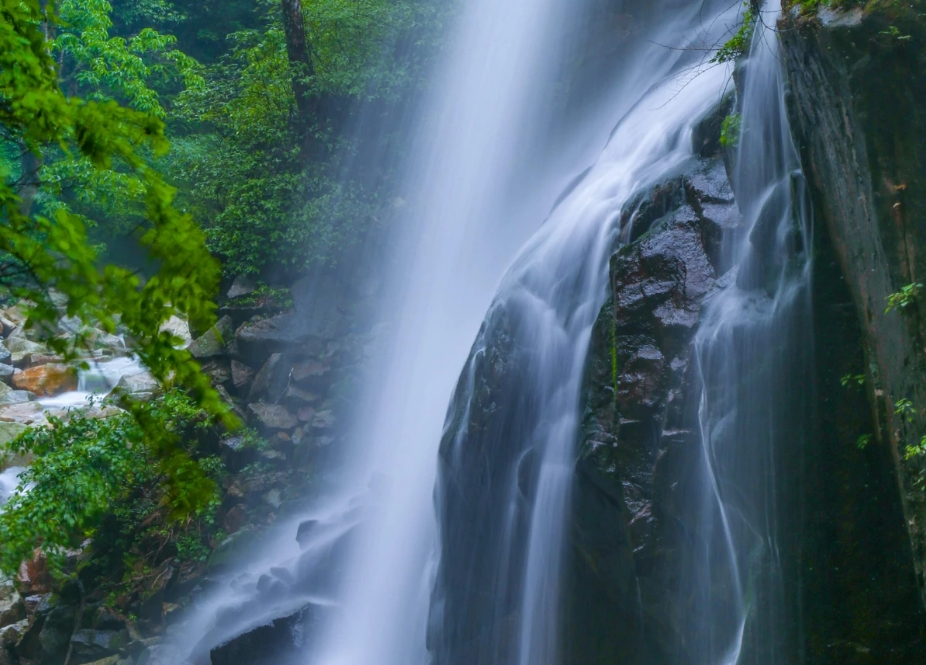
[0,392,226,578]
[165,0,445,277]
[0,0,445,581]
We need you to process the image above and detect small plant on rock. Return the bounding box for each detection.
[885,282,922,313]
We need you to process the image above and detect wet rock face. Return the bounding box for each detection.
[209,603,319,665]
[570,158,732,664]
[778,6,926,660]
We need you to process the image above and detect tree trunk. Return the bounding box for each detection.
[280,0,317,161]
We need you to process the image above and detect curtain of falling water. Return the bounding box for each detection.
[429,1,741,663]
[691,2,814,662]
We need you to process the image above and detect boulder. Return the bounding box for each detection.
[12,364,77,397]
[0,592,22,629]
[235,276,345,365]
[189,316,233,360]
[0,403,45,426]
[247,403,298,432]
[15,551,51,596]
[111,371,160,401]
[0,365,12,384]
[5,337,47,366]
[209,603,323,665]
[69,629,130,662]
[248,354,290,403]
[160,316,192,347]
[226,275,257,300]
[0,619,27,647]
[0,391,36,407]
[92,331,127,354]
[291,360,329,389]
[231,360,254,394]
[311,410,335,430]
[0,343,9,366]
[201,359,232,388]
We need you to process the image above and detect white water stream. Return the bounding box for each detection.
[167,0,811,663]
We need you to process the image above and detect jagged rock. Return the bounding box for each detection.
[188,316,234,360]
[69,629,130,662]
[6,337,47,366]
[15,551,51,596]
[231,360,254,393]
[227,275,257,300]
[222,505,247,534]
[12,364,77,397]
[247,354,286,402]
[291,359,329,389]
[282,385,319,408]
[17,600,75,664]
[0,619,27,647]
[160,316,192,347]
[112,371,160,401]
[0,592,22,629]
[0,343,10,366]
[263,489,282,509]
[201,359,232,388]
[247,403,298,432]
[23,595,44,619]
[92,331,127,354]
[234,277,345,364]
[209,603,322,665]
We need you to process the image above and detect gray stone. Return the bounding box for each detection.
[226,275,257,300]
[6,336,46,366]
[0,619,27,647]
[159,316,191,347]
[70,628,130,662]
[311,410,336,430]
[189,316,234,359]
[235,276,345,364]
[109,371,160,402]
[248,353,289,402]
[0,365,14,384]
[247,403,298,432]
[231,360,254,393]
[0,343,10,366]
[0,592,22,629]
[0,391,34,406]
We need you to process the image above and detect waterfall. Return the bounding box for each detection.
[690,1,813,661]
[168,0,815,663]
[429,3,744,664]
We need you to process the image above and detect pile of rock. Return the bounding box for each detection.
[0,302,143,468]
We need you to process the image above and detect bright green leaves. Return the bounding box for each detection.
[720,114,742,149]
[0,1,235,543]
[885,282,922,313]
[0,392,225,578]
[711,5,755,64]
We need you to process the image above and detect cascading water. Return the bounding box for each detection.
[170,0,625,662]
[690,2,813,662]
[429,3,747,663]
[169,0,815,663]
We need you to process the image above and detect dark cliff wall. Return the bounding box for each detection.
[779,0,926,622]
